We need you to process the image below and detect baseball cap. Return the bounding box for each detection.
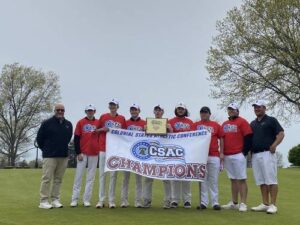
[227,102,239,110]
[154,104,164,111]
[175,102,187,109]
[252,100,266,107]
[85,104,96,111]
[200,106,211,114]
[109,98,119,105]
[130,103,140,110]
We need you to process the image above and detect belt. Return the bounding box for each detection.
[253,149,269,154]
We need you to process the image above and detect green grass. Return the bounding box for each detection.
[0,168,299,225]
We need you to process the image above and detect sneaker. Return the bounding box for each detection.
[239,203,247,212]
[144,200,152,208]
[135,202,143,208]
[251,203,269,212]
[184,202,192,209]
[109,202,116,209]
[120,201,129,208]
[213,204,221,210]
[266,204,277,214]
[222,201,239,210]
[83,202,91,207]
[39,202,53,209]
[196,204,207,210]
[170,202,178,208]
[70,201,78,207]
[96,202,104,208]
[163,200,171,209]
[52,200,63,208]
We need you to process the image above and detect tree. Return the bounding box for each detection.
[206,0,300,121]
[0,63,60,166]
[288,144,300,166]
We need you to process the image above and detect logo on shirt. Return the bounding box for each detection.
[105,120,122,128]
[83,124,96,132]
[131,140,185,162]
[223,124,237,133]
[174,122,190,130]
[127,125,143,131]
[196,125,214,133]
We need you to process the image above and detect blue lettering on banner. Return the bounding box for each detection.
[111,129,133,136]
[131,140,185,162]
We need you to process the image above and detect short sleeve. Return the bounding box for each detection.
[240,119,252,136]
[74,121,82,136]
[219,124,225,137]
[216,123,222,138]
[271,117,284,135]
[97,115,104,128]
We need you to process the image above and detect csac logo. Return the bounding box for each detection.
[83,124,96,132]
[196,125,214,133]
[127,125,143,131]
[174,122,190,130]
[105,120,122,128]
[131,140,185,162]
[223,124,237,132]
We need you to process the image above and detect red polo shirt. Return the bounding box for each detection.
[97,113,126,151]
[126,117,146,131]
[169,117,194,133]
[221,116,252,155]
[74,117,100,156]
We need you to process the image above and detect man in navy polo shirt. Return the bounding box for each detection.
[250,100,284,214]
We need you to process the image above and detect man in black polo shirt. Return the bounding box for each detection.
[37,103,73,209]
[250,100,284,214]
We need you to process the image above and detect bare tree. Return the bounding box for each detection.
[0,63,60,166]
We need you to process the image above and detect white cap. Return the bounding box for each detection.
[109,98,119,105]
[228,102,239,110]
[175,102,187,109]
[85,104,96,111]
[130,103,140,110]
[154,104,164,110]
[252,100,266,107]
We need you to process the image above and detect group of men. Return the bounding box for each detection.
[36,99,284,214]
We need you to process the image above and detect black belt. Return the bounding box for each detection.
[253,149,269,154]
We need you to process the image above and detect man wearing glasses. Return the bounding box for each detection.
[36,103,73,209]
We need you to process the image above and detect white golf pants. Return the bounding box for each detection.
[171,180,191,204]
[98,151,118,204]
[200,156,220,207]
[71,154,98,203]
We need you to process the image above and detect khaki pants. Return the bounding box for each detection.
[40,158,68,202]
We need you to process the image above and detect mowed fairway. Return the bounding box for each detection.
[1,168,299,225]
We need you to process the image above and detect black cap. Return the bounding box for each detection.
[200,106,211,114]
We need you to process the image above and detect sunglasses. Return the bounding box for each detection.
[56,109,65,112]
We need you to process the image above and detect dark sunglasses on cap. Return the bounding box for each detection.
[56,109,65,112]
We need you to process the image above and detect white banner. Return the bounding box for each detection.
[105,129,211,182]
